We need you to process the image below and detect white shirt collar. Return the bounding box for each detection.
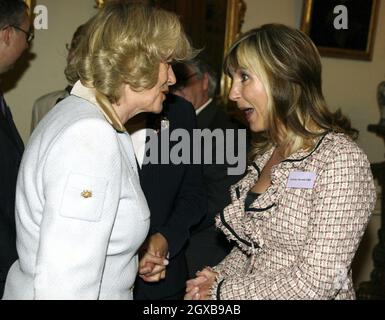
[195,98,213,115]
[71,81,98,105]
[71,81,126,132]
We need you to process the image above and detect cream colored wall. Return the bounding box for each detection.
[243,0,385,288]
[3,0,97,141]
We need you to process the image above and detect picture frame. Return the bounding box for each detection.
[24,0,33,16]
[301,0,379,61]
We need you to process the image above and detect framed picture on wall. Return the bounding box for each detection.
[24,0,33,15]
[301,0,379,61]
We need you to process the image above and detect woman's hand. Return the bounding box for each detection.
[138,233,169,282]
[184,267,218,300]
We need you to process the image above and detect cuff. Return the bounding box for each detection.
[209,272,225,300]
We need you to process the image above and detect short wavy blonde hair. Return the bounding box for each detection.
[75,2,195,130]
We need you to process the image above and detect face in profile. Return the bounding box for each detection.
[0,13,31,73]
[171,65,208,110]
[117,62,176,122]
[229,67,268,133]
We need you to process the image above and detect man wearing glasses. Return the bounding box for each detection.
[0,0,33,298]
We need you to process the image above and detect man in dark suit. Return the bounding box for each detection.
[171,58,248,278]
[0,0,32,297]
[128,94,207,300]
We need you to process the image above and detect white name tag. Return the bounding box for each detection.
[287,171,316,189]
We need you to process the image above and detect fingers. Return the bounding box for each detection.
[186,276,208,293]
[139,262,167,282]
[142,263,166,277]
[184,286,199,300]
[138,249,169,282]
[139,252,168,275]
[196,268,217,282]
[140,268,167,282]
[139,261,155,275]
[143,253,169,267]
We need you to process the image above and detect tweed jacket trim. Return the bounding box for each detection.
[218,134,327,256]
[211,132,376,299]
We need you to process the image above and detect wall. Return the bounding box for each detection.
[3,0,97,141]
[243,0,385,288]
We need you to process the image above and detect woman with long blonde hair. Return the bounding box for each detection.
[185,24,375,300]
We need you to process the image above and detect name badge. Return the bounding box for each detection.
[287,171,316,189]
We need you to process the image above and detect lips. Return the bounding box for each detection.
[240,107,254,121]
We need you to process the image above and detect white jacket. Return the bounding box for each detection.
[3,85,150,300]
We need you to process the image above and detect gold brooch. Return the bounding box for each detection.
[81,190,93,198]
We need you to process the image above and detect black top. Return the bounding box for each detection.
[245,191,260,211]
[134,94,207,300]
[0,94,24,296]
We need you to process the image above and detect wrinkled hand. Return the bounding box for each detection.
[184,267,218,300]
[139,233,169,282]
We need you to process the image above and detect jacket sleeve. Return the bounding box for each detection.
[210,147,376,300]
[34,118,122,299]
[156,103,207,259]
[212,245,248,278]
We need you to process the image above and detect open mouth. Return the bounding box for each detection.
[241,107,254,120]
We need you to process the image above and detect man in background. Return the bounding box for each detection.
[30,24,85,132]
[0,0,33,297]
[129,93,207,300]
[171,58,248,277]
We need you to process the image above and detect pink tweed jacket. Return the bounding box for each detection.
[211,132,376,300]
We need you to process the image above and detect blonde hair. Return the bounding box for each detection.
[75,2,195,131]
[224,24,357,159]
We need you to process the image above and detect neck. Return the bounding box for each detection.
[125,113,147,134]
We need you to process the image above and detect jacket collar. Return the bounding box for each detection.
[252,132,330,175]
[71,81,126,133]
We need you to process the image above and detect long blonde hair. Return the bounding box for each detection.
[75,2,195,131]
[224,24,357,159]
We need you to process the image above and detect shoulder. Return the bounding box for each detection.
[33,90,69,107]
[163,94,196,124]
[317,132,371,169]
[37,96,119,151]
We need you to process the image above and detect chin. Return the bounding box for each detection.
[250,123,265,133]
[152,104,163,114]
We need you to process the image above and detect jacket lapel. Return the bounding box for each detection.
[0,102,24,156]
[196,101,217,129]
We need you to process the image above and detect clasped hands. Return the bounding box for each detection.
[184,267,218,300]
[138,233,169,282]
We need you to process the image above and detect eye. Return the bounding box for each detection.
[240,72,249,82]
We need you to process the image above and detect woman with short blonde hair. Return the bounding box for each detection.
[3,2,194,300]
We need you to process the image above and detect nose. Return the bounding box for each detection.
[228,82,240,102]
[168,66,176,86]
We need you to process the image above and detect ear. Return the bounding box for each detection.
[202,72,209,91]
[0,27,12,46]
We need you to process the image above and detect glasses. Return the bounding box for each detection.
[10,25,34,44]
[172,72,198,91]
